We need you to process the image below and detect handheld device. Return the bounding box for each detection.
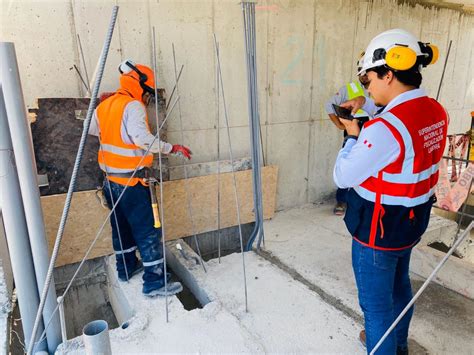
[332,104,355,120]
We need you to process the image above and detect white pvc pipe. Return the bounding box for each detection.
[0,86,47,352]
[82,320,112,355]
[57,296,67,344]
[0,42,62,354]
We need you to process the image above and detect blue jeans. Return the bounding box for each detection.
[103,180,165,291]
[352,240,413,354]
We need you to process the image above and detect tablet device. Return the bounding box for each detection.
[332,104,355,120]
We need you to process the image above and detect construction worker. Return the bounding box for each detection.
[89,60,192,297]
[333,29,446,354]
[325,73,374,216]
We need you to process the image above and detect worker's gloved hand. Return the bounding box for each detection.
[170,145,192,160]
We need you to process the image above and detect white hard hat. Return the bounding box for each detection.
[357,29,438,75]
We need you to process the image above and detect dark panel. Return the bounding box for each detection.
[31,98,102,196]
[30,92,168,196]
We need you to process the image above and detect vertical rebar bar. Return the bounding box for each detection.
[214,33,249,312]
[216,41,222,264]
[27,7,119,354]
[152,26,169,322]
[436,40,452,101]
[77,34,91,95]
[242,1,265,251]
[171,43,207,272]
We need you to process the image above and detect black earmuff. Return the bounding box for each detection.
[418,42,439,67]
[123,61,148,84]
[119,61,155,96]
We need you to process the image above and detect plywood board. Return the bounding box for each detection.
[159,165,278,241]
[42,166,278,266]
[41,190,113,267]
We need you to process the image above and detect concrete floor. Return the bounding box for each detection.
[263,203,474,354]
[57,203,474,354]
[59,249,365,353]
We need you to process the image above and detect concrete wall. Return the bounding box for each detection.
[1,0,473,210]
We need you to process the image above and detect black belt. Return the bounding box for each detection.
[105,168,150,179]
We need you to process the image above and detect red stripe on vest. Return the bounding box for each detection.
[360,171,439,198]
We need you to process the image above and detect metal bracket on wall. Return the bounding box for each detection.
[37,174,49,188]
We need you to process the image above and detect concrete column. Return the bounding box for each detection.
[0,42,61,353]
[0,86,47,351]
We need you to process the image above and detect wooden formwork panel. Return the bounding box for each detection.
[41,190,113,267]
[159,165,278,241]
[42,166,278,266]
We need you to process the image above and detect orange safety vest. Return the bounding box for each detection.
[96,90,153,186]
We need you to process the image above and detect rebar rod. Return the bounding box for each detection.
[242,1,265,251]
[214,33,249,312]
[152,26,169,322]
[165,65,184,111]
[27,7,119,354]
[171,43,207,273]
[442,156,473,164]
[73,64,91,94]
[33,97,181,346]
[436,40,452,101]
[216,41,222,263]
[370,220,474,355]
[77,34,91,95]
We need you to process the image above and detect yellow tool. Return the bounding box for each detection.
[146,177,161,229]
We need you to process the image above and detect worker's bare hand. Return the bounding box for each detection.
[340,118,360,137]
[340,96,366,116]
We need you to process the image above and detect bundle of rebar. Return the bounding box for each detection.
[242,1,265,251]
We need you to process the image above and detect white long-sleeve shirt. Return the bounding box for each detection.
[333,88,428,188]
[88,100,173,154]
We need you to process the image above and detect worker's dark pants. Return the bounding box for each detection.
[352,239,413,354]
[103,179,165,291]
[336,188,348,203]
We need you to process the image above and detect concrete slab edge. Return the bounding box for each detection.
[165,239,213,306]
[105,257,133,326]
[411,245,474,299]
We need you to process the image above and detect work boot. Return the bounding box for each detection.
[118,260,144,282]
[143,281,183,297]
[334,202,346,216]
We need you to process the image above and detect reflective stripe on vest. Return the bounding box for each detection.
[354,111,441,208]
[346,82,367,117]
[96,93,153,183]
